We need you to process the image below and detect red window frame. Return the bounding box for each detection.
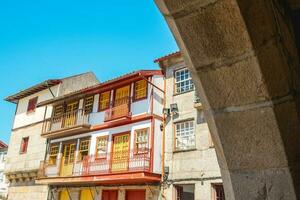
[20,137,29,154]
[27,97,38,113]
[175,186,183,200]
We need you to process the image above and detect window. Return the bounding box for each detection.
[96,136,108,158]
[174,68,194,94]
[175,121,195,150]
[134,79,147,100]
[79,139,90,161]
[20,137,29,154]
[99,91,111,111]
[213,184,225,200]
[53,105,63,122]
[135,128,149,154]
[84,96,94,114]
[27,97,38,113]
[48,145,59,165]
[175,184,195,200]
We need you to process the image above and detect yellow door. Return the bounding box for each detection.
[111,134,130,172]
[60,144,76,176]
[80,189,94,200]
[113,86,130,118]
[64,101,79,127]
[60,190,69,200]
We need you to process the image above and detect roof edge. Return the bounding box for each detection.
[37,70,163,107]
[154,51,181,63]
[4,79,62,103]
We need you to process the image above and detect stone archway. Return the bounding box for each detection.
[155,0,300,199]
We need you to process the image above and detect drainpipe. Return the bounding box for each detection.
[43,106,49,163]
[161,77,167,200]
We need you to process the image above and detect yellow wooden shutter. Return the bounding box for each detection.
[99,91,110,110]
[134,80,147,100]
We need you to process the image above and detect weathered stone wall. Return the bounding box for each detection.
[58,72,99,96]
[155,0,300,199]
[7,185,48,200]
[163,58,222,200]
[5,123,46,173]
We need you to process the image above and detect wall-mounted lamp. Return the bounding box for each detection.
[170,103,178,115]
[164,166,169,174]
[162,108,171,116]
[163,166,170,181]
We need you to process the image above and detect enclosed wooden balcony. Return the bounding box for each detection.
[41,109,91,138]
[104,97,131,121]
[36,149,160,185]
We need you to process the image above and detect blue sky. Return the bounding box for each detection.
[0,1,178,143]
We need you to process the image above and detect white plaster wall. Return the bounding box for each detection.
[89,112,105,125]
[0,152,6,171]
[131,98,150,116]
[153,119,162,174]
[152,76,164,117]
[13,85,59,129]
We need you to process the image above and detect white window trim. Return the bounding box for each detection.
[175,120,196,150]
[174,68,194,94]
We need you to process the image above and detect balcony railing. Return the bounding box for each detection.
[104,97,131,121]
[42,109,90,134]
[38,149,151,178]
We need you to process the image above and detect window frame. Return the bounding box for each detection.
[174,120,196,151]
[27,97,38,113]
[95,136,109,159]
[174,184,195,200]
[98,91,111,111]
[212,184,225,200]
[174,68,194,95]
[48,145,59,165]
[20,137,29,154]
[133,79,148,102]
[134,128,150,155]
[83,95,94,114]
[78,139,90,161]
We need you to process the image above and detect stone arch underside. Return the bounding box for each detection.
[155,0,300,199]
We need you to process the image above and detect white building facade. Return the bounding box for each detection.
[4,72,99,200]
[155,52,225,200]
